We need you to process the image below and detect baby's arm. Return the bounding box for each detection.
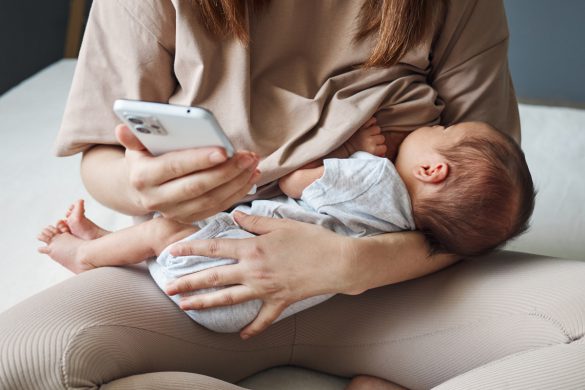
[278,165,325,199]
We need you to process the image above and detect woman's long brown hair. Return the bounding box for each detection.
[195,0,447,68]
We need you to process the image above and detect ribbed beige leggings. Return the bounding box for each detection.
[1,251,584,390]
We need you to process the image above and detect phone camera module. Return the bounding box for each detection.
[127,117,144,125]
[136,126,152,134]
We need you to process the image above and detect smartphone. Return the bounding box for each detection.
[113,99,256,194]
[113,99,235,157]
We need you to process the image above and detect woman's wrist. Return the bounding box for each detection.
[336,232,461,296]
[336,236,370,295]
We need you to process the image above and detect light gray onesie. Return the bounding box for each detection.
[148,151,415,332]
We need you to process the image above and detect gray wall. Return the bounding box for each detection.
[0,1,70,95]
[504,0,585,105]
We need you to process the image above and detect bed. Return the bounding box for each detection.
[1,59,584,389]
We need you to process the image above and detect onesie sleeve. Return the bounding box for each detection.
[430,0,520,142]
[53,0,178,156]
[300,152,416,235]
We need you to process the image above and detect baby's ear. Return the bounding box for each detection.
[413,162,449,184]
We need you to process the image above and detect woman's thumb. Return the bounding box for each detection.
[115,124,146,151]
[233,212,284,235]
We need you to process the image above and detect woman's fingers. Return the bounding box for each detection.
[232,211,291,235]
[177,285,255,311]
[170,237,244,261]
[153,156,259,214]
[177,169,261,223]
[115,124,147,151]
[170,171,260,222]
[129,147,233,190]
[166,264,243,295]
[240,303,285,340]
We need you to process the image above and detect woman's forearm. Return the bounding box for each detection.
[81,145,148,216]
[340,231,460,295]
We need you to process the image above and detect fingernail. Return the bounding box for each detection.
[233,211,247,219]
[209,151,226,164]
[248,170,261,182]
[247,164,257,172]
[238,155,254,169]
[241,334,250,340]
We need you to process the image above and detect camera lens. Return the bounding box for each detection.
[136,126,152,134]
[128,117,144,125]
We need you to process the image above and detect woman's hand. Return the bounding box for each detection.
[116,125,261,223]
[164,211,356,339]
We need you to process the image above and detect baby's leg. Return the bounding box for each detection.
[38,201,197,274]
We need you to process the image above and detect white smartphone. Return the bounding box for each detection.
[113,99,256,194]
[113,99,235,157]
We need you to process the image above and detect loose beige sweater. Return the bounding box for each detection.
[55,0,519,196]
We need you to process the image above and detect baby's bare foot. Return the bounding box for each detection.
[66,199,109,240]
[344,118,387,157]
[37,224,95,274]
[346,375,408,390]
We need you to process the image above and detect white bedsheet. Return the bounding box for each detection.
[1,60,584,315]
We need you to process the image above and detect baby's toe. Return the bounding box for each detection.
[37,233,50,243]
[39,227,56,242]
[56,220,70,233]
[37,246,50,255]
[47,226,58,235]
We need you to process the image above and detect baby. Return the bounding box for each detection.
[38,119,535,332]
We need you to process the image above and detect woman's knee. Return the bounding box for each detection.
[0,267,171,389]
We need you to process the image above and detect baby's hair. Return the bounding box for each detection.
[413,123,536,257]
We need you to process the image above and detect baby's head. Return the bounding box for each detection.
[395,121,535,257]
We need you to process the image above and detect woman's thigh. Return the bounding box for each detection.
[3,252,584,389]
[0,265,294,390]
[291,252,585,389]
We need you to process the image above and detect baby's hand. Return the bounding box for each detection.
[344,118,387,157]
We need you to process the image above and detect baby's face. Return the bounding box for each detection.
[395,122,496,173]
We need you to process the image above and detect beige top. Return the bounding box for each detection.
[55,0,519,194]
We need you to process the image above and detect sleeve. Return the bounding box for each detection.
[300,152,416,234]
[430,0,520,142]
[373,69,443,135]
[53,0,178,157]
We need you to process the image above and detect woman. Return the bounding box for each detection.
[0,0,528,388]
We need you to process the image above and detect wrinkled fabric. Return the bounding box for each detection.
[55,0,519,197]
